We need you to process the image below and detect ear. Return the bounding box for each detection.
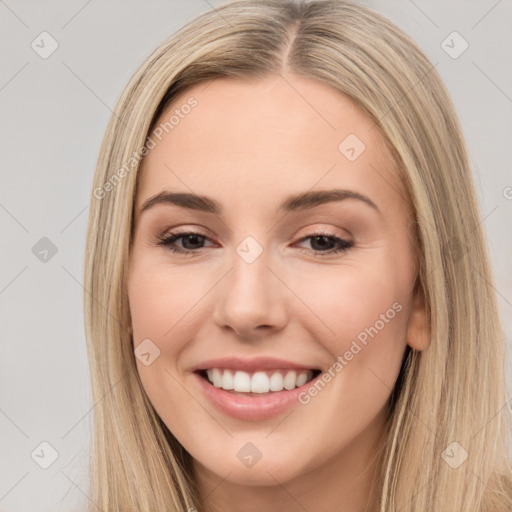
[406,279,430,351]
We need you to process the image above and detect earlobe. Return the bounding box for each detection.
[406,280,430,351]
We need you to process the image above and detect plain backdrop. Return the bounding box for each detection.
[1,1,511,510]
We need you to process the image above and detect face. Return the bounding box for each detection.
[127,73,428,490]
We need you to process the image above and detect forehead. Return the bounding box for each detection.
[136,74,402,217]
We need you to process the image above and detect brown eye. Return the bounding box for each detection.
[296,233,353,256]
[157,231,213,255]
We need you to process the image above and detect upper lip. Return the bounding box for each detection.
[192,356,320,373]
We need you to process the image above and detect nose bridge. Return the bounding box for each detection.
[212,234,287,335]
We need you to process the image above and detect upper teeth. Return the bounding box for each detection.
[205,368,313,393]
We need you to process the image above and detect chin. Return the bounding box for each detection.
[194,448,315,487]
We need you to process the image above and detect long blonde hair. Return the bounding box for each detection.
[83,1,512,509]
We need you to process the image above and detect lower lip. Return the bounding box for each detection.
[194,372,319,421]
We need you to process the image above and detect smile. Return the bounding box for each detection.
[199,368,321,394]
[192,357,323,421]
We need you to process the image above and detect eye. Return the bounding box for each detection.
[156,231,214,255]
[156,230,353,256]
[294,232,353,256]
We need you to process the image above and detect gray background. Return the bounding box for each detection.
[1,1,511,510]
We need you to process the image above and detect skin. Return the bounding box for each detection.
[127,73,429,512]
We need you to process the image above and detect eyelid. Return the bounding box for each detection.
[159,224,214,238]
[158,224,350,245]
[294,223,352,241]
[156,226,354,258]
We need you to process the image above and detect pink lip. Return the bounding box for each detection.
[193,369,322,421]
[192,356,319,373]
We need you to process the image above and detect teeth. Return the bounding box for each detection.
[221,369,234,390]
[251,372,269,393]
[204,368,315,393]
[283,370,297,390]
[296,372,308,387]
[233,371,251,392]
[207,368,223,388]
[269,372,283,391]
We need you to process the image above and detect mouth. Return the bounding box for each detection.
[191,356,324,420]
[195,368,322,396]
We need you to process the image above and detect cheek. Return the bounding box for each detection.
[128,255,206,347]
[127,261,209,430]
[128,271,178,338]
[285,263,410,447]
[300,261,407,334]
[127,259,193,394]
[292,259,410,388]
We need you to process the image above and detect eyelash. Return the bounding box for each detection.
[156,230,354,257]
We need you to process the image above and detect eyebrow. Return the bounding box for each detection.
[139,188,380,216]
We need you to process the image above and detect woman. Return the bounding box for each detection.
[84,0,512,510]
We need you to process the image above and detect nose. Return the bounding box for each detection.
[212,247,288,341]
